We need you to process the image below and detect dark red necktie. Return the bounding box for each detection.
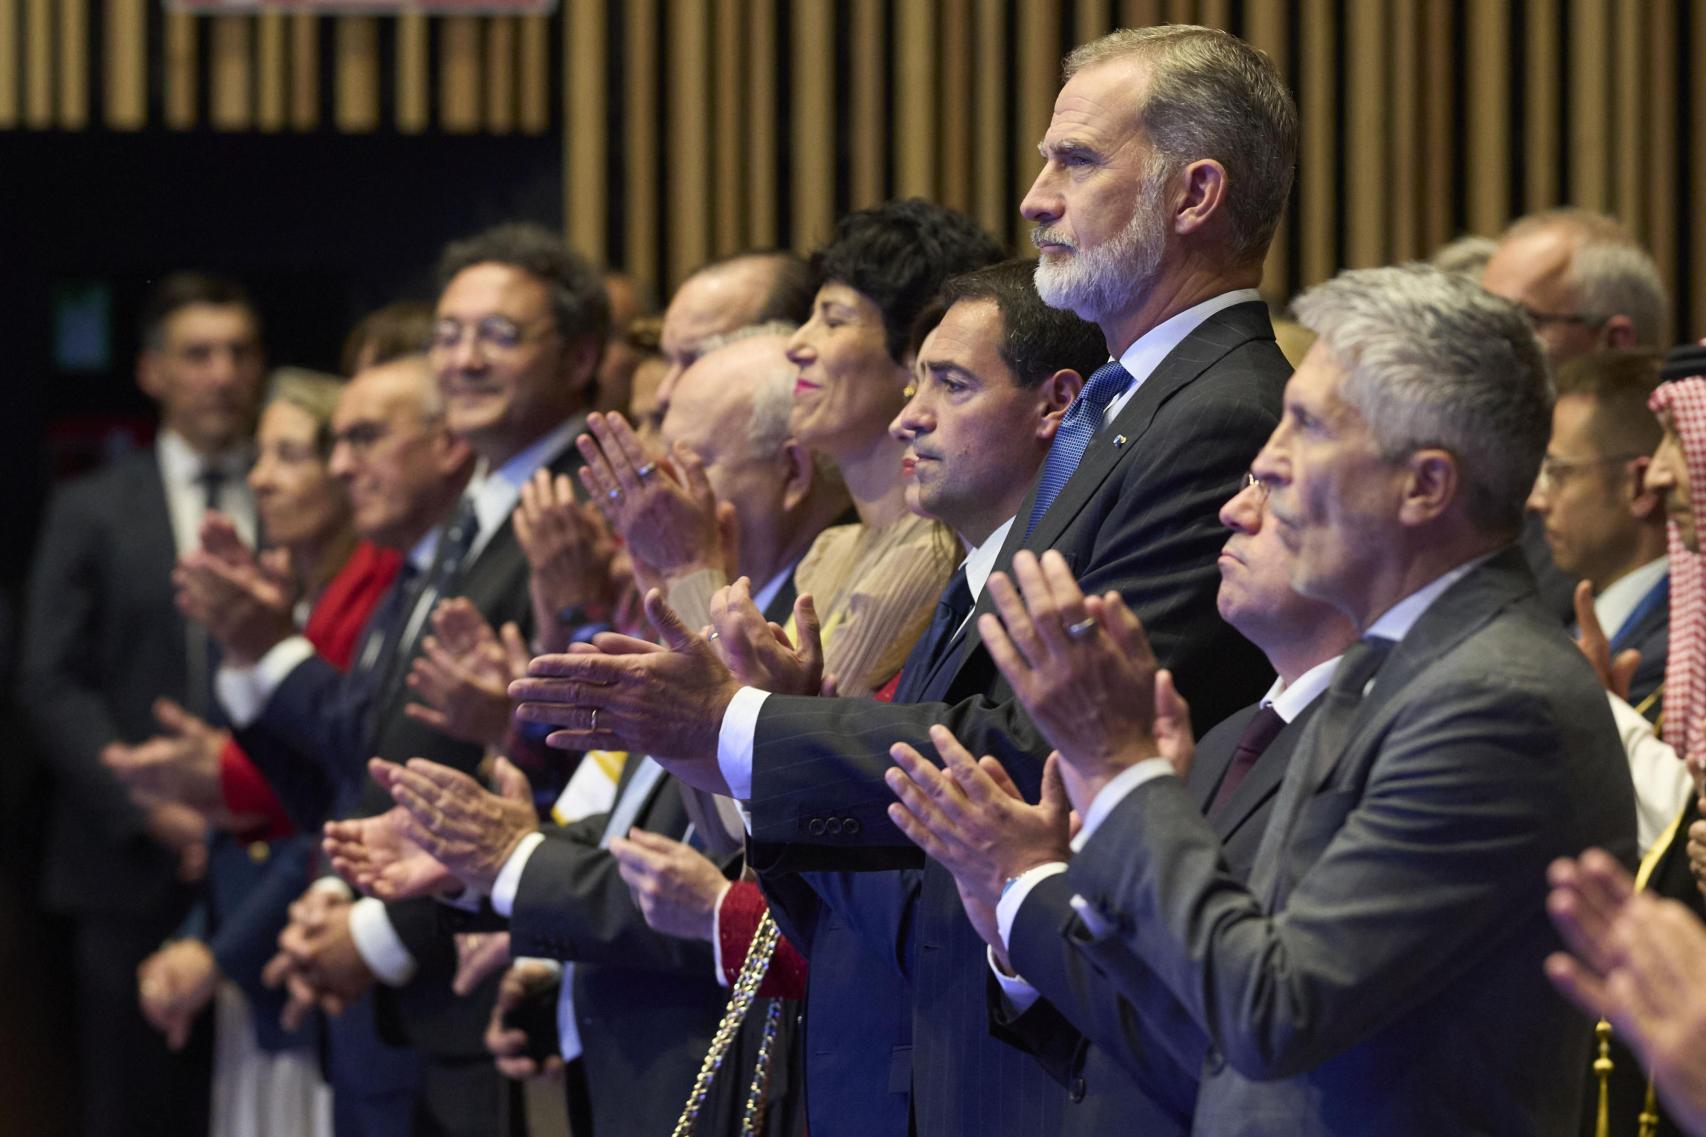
[1207,705,1286,817]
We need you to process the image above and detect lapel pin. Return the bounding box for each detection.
[1113,434,1128,449]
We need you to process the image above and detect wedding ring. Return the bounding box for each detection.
[707,630,720,642]
[635,461,658,480]
[1065,616,1097,641]
[607,487,622,501]
[590,707,599,732]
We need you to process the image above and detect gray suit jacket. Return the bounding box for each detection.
[1062,549,1636,1136]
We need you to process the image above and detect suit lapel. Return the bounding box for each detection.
[1212,704,1314,846]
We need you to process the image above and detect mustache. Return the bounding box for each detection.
[1031,226,1076,252]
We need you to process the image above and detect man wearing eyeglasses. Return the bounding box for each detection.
[1526,350,1670,718]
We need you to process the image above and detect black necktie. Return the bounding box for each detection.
[892,565,973,704]
[1207,705,1286,817]
[196,465,225,514]
[1311,636,1396,762]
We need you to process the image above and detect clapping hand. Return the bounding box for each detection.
[1573,581,1641,702]
[174,512,297,665]
[323,805,460,901]
[404,598,531,749]
[708,578,826,696]
[513,468,620,653]
[607,830,729,942]
[372,755,537,894]
[137,939,219,1051]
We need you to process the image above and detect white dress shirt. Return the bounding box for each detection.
[1593,556,1667,643]
[156,428,257,554]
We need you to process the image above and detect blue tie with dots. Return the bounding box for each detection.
[1024,359,1133,538]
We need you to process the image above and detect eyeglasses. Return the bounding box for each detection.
[1242,471,1270,501]
[1516,303,1606,331]
[430,316,556,357]
[1535,452,1641,489]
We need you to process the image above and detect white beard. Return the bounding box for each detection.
[1032,168,1170,322]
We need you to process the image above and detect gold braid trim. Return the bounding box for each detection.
[672,911,782,1137]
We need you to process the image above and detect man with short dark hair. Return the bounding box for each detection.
[21,270,265,1137]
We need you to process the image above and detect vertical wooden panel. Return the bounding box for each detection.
[746,0,778,247]
[1419,0,1453,248]
[1465,0,1509,235]
[164,11,197,130]
[0,0,17,129]
[1122,0,1164,28]
[1165,0,1196,24]
[57,0,87,130]
[335,17,379,133]
[625,0,660,286]
[848,0,885,209]
[1645,0,1678,311]
[102,0,145,130]
[1612,1,1641,230]
[896,2,936,199]
[1015,0,1060,249]
[790,0,835,251]
[1388,0,1419,261]
[1199,0,1232,28]
[712,0,745,253]
[939,0,973,214]
[974,0,1008,240]
[210,16,253,131]
[566,0,606,267]
[1523,0,1559,211]
[256,12,286,132]
[485,16,516,134]
[1344,0,1385,268]
[396,12,429,134]
[1298,0,1335,284]
[24,0,50,128]
[667,0,711,287]
[289,13,318,131]
[439,17,482,133]
[1568,0,1610,211]
[1244,0,1289,299]
[519,15,549,134]
[1076,0,1110,47]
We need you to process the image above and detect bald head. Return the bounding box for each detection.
[656,252,813,417]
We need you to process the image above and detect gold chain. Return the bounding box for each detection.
[671,911,782,1137]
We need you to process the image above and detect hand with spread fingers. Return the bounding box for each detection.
[104,697,227,814]
[707,577,825,696]
[978,549,1176,810]
[174,512,298,666]
[576,411,734,582]
[486,960,565,1081]
[509,589,742,795]
[607,829,729,942]
[375,754,538,894]
[404,598,530,750]
[884,726,1073,965]
[323,805,460,901]
[1572,580,1641,702]
[137,938,219,1051]
[513,467,620,653]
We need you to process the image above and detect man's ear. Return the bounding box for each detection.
[1174,158,1229,237]
[778,439,815,512]
[1397,449,1459,527]
[1601,314,1637,351]
[1627,455,1665,522]
[1035,368,1085,444]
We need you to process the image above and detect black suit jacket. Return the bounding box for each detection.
[1609,571,1667,721]
[21,450,196,917]
[745,301,1288,1136]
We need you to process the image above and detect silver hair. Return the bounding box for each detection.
[1063,25,1297,264]
[1429,234,1497,280]
[1499,208,1670,345]
[1291,264,1552,534]
[696,320,800,358]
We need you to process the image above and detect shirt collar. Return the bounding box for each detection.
[963,516,1017,601]
[156,428,251,484]
[1115,288,1264,393]
[1593,556,1668,639]
[1363,551,1498,644]
[750,555,802,618]
[465,416,584,544]
[1260,651,1344,723]
[405,529,439,575]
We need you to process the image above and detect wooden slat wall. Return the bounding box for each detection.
[5,1,1706,331]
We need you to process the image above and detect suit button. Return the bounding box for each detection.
[826,818,844,835]
[845,818,861,835]
[1204,1046,1225,1074]
[1070,1076,1087,1103]
[806,818,827,836]
[247,841,270,862]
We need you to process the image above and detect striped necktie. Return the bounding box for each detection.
[1024,359,1133,537]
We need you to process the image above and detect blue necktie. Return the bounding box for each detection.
[1024,359,1133,537]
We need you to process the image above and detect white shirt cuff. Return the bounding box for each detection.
[716,686,769,800]
[491,831,547,918]
[995,862,1068,950]
[216,634,314,727]
[708,882,735,987]
[988,945,1042,1015]
[348,897,417,986]
[1070,758,1176,853]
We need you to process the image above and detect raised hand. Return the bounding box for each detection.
[103,697,229,817]
[323,806,460,901]
[708,578,824,696]
[137,938,219,1051]
[510,590,741,794]
[486,960,565,1081]
[577,411,732,581]
[174,512,297,665]
[607,830,729,942]
[980,550,1167,810]
[1573,580,1641,702]
[375,755,537,894]
[513,467,620,653]
[404,598,529,749]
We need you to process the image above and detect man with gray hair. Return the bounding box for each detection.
[891,263,1638,1135]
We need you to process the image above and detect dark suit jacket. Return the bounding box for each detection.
[998,700,1318,1135]
[1061,550,1636,1137]
[745,301,1288,1136]
[1609,571,1667,721]
[508,764,733,1137]
[20,449,197,918]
